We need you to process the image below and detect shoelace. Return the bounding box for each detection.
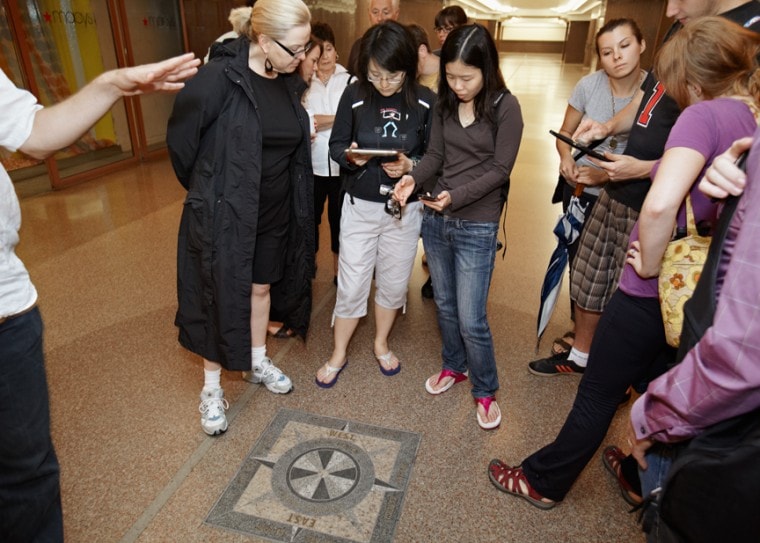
[199,397,229,417]
[258,363,285,383]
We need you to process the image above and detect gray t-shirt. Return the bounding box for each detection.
[566,69,642,195]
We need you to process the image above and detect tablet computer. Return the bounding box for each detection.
[549,130,609,161]
[345,148,401,157]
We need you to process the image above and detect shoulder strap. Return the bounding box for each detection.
[674,154,747,364]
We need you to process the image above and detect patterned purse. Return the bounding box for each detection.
[658,195,710,348]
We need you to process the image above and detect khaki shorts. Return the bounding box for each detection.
[334,195,422,319]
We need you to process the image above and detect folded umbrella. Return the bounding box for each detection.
[536,183,590,350]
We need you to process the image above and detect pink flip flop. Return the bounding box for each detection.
[425,369,468,395]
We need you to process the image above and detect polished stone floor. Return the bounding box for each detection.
[16,53,644,542]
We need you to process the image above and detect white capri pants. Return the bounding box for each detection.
[334,194,423,319]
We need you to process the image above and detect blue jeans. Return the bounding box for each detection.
[640,445,678,542]
[0,307,63,542]
[421,210,499,398]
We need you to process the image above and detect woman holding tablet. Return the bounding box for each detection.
[316,21,435,387]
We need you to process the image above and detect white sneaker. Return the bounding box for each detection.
[242,357,293,394]
[199,388,229,436]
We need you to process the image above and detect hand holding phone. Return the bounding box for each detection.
[418,192,437,201]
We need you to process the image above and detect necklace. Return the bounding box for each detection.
[609,71,642,150]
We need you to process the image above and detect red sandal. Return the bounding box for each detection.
[488,460,556,510]
[602,445,643,505]
[425,369,468,395]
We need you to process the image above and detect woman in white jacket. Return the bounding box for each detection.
[305,22,352,285]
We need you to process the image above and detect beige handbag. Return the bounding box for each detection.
[658,195,710,348]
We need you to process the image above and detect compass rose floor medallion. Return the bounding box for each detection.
[206,408,421,542]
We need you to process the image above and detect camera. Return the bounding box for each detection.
[379,184,401,220]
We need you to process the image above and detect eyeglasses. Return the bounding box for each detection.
[434,26,454,33]
[367,72,405,85]
[272,38,312,58]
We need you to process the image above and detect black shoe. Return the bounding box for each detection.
[421,277,434,299]
[528,350,585,377]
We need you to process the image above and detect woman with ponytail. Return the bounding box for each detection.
[168,0,314,436]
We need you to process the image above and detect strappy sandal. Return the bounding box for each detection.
[374,350,401,376]
[551,330,575,355]
[475,397,501,430]
[488,460,556,510]
[425,369,468,395]
[602,446,643,505]
[315,360,348,389]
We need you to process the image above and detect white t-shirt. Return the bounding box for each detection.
[0,68,42,318]
[304,64,351,178]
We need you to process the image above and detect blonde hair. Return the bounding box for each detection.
[228,7,252,36]
[248,0,311,43]
[655,16,760,110]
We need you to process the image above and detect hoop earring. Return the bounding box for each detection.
[265,57,273,73]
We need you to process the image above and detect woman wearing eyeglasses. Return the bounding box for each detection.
[167,0,314,436]
[394,24,523,430]
[315,21,436,387]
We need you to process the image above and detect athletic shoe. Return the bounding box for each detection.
[243,357,293,393]
[199,388,229,436]
[528,350,585,376]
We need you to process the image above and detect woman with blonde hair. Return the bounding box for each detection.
[168,0,314,435]
[489,16,760,509]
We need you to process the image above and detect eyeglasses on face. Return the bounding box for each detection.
[272,38,312,57]
[367,72,405,85]
[435,26,454,33]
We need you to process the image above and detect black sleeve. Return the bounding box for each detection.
[166,67,226,189]
[328,84,359,172]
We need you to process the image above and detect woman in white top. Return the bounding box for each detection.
[304,22,352,285]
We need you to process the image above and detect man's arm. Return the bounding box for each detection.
[572,89,643,143]
[19,53,199,159]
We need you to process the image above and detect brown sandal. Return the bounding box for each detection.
[602,446,643,505]
[551,330,575,355]
[488,460,556,510]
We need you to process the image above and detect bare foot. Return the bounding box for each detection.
[477,400,501,425]
[426,371,454,392]
[316,360,345,385]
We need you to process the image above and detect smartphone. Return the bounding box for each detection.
[345,148,400,157]
[418,192,437,201]
[549,130,609,161]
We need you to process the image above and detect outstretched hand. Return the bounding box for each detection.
[106,52,201,96]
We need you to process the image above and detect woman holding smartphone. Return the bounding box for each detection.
[316,21,435,387]
[394,24,523,429]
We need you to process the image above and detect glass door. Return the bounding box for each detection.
[1,0,186,190]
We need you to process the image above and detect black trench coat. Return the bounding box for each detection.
[167,37,314,371]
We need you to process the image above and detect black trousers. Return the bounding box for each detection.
[314,175,342,254]
[522,290,673,502]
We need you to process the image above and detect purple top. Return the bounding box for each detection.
[619,98,757,298]
[632,125,760,442]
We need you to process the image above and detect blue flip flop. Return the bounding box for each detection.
[374,351,401,376]
[315,360,348,388]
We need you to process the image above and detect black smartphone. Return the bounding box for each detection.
[549,130,610,161]
[418,192,437,201]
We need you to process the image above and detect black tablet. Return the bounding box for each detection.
[549,130,609,161]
